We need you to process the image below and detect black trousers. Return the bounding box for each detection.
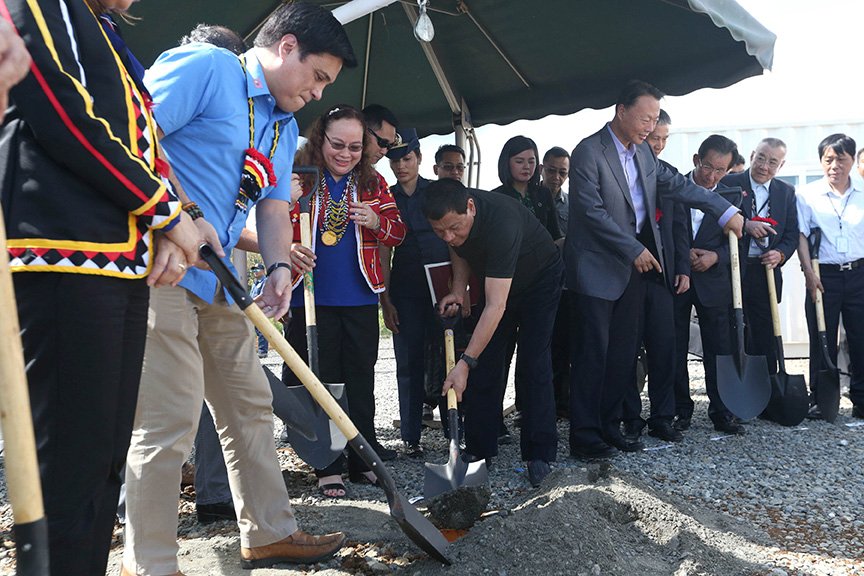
[283,304,379,475]
[569,268,645,450]
[672,288,734,423]
[805,265,864,407]
[464,262,562,462]
[622,274,676,427]
[551,289,573,415]
[743,260,779,374]
[14,272,148,576]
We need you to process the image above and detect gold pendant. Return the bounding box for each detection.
[321,230,338,246]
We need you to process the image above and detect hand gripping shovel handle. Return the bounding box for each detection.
[199,244,451,564]
[0,209,50,575]
[294,166,320,375]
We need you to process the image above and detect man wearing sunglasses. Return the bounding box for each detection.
[434,144,467,182]
[362,103,400,164]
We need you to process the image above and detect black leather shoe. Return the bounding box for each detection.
[673,416,691,432]
[605,433,644,453]
[372,442,397,461]
[197,501,236,525]
[648,421,683,442]
[713,418,745,435]
[852,405,864,419]
[570,443,617,461]
[527,460,551,487]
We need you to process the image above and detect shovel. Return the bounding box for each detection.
[762,264,809,426]
[0,208,50,575]
[200,244,451,565]
[294,166,320,375]
[717,230,771,420]
[809,229,840,423]
[424,315,488,499]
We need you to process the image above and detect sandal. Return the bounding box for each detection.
[348,470,379,487]
[317,475,347,498]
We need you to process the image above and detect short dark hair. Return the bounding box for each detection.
[857,148,864,163]
[435,144,466,164]
[697,134,738,168]
[422,178,469,220]
[616,80,665,108]
[254,2,357,68]
[497,135,539,187]
[657,109,671,126]
[542,146,569,163]
[817,133,856,161]
[180,24,247,55]
[361,104,399,131]
[733,152,746,167]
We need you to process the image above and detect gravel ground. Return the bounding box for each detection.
[1,337,863,575]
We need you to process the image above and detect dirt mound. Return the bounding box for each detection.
[417,466,771,576]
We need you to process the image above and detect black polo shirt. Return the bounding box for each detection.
[454,189,560,301]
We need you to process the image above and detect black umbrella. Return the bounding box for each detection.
[122,0,775,136]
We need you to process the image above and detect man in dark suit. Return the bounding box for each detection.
[621,110,692,445]
[721,138,798,376]
[673,135,745,434]
[565,81,744,459]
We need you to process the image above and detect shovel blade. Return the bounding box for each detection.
[389,492,452,565]
[816,369,841,423]
[764,373,809,427]
[423,453,489,500]
[717,354,771,420]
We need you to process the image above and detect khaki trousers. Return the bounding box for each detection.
[122,286,297,574]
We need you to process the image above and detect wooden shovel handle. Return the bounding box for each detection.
[764,265,782,338]
[299,212,316,326]
[249,302,360,439]
[444,329,457,411]
[0,212,45,525]
[728,230,743,310]
[812,259,828,332]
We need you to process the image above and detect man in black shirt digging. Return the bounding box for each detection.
[422,179,562,487]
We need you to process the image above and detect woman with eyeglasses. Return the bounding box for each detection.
[284,105,406,498]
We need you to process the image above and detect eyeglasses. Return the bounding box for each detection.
[752,154,781,170]
[368,127,401,150]
[438,162,466,172]
[698,162,727,177]
[324,133,363,153]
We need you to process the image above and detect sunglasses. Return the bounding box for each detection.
[368,127,402,150]
[324,133,363,153]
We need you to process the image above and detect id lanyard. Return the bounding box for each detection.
[826,190,853,254]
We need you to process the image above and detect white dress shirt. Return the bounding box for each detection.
[796,177,864,265]
[748,175,772,256]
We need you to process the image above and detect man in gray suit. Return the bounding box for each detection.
[565,80,745,459]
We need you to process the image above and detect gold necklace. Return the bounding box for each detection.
[319,171,356,246]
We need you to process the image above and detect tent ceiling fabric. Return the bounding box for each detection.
[121,0,775,137]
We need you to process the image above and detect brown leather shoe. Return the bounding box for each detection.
[120,566,184,576]
[240,529,346,569]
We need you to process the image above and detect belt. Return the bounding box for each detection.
[821,258,864,272]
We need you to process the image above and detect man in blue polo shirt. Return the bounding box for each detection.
[122,5,357,574]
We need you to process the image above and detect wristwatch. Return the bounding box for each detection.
[459,353,479,370]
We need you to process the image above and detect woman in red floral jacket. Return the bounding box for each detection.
[284,104,405,497]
